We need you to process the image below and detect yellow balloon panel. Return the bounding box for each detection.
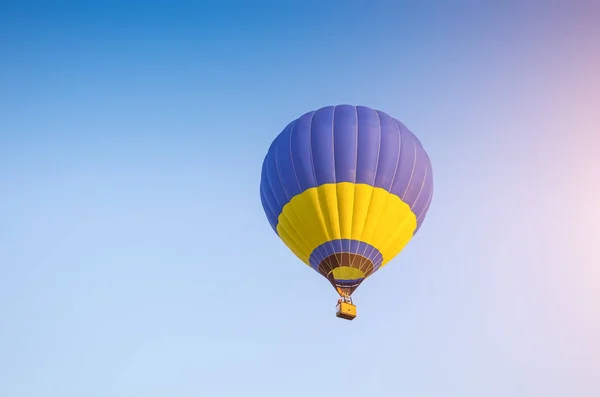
[275,182,417,268]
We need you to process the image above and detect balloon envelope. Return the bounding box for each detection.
[260,105,433,296]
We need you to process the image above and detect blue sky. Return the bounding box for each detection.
[1,1,600,396]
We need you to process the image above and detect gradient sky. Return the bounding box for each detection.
[1,1,600,396]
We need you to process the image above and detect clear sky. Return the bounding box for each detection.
[1,1,599,396]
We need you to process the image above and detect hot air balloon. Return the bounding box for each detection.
[260,105,433,320]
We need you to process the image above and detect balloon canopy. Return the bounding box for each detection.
[260,105,433,298]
